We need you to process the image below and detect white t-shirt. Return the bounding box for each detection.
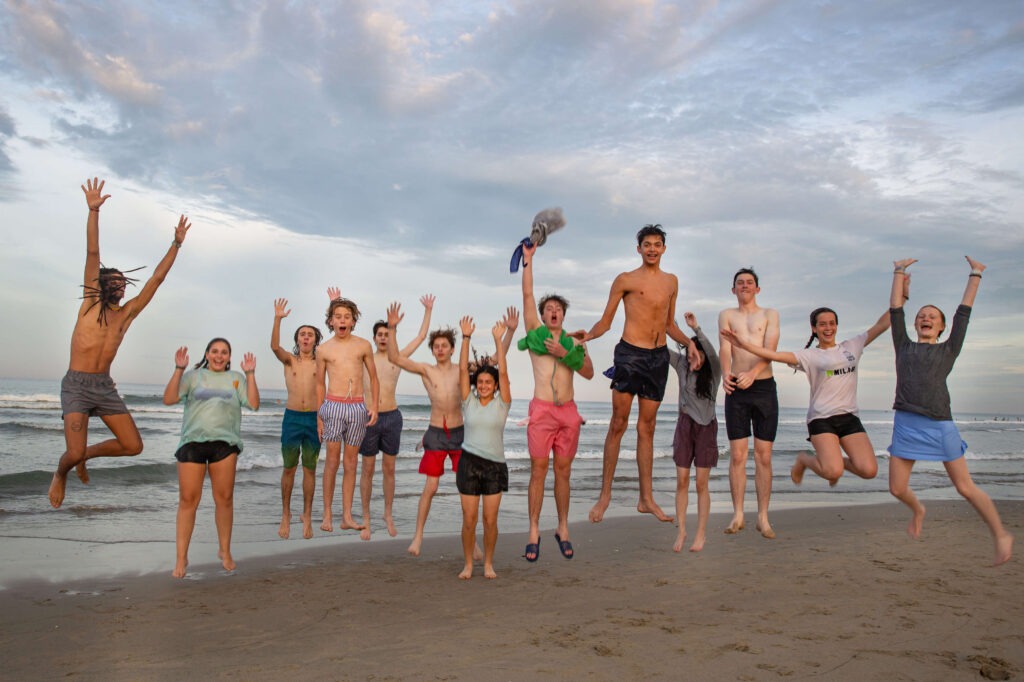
[792,332,868,423]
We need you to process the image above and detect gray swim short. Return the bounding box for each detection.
[61,370,129,417]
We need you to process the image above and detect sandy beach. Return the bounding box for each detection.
[1,500,1020,681]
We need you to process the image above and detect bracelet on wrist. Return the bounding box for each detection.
[893,267,906,274]
[172,239,182,249]
[175,365,186,370]
[969,273,982,279]
[89,208,100,213]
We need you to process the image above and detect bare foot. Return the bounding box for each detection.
[218,550,236,572]
[340,516,366,531]
[673,533,686,553]
[907,503,926,540]
[637,499,675,522]
[790,460,805,485]
[993,533,1013,567]
[172,559,188,579]
[301,513,313,539]
[756,521,776,539]
[724,518,745,534]
[458,565,473,580]
[408,537,422,556]
[278,513,291,539]
[473,544,484,562]
[589,495,610,523]
[384,514,397,537]
[689,534,706,553]
[320,514,334,532]
[75,461,90,484]
[484,565,497,579]
[48,471,67,508]
[360,525,371,541]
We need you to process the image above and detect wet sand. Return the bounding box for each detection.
[1,500,1020,681]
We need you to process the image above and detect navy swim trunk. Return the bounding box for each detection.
[359,408,403,456]
[724,377,778,442]
[608,340,670,402]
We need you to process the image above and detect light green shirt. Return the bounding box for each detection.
[176,368,255,451]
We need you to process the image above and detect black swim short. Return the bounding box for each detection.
[724,377,778,442]
[175,440,239,465]
[608,339,670,402]
[456,449,508,496]
[807,412,866,440]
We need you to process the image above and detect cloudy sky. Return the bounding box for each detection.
[1,0,1022,413]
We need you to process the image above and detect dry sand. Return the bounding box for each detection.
[2,500,1021,681]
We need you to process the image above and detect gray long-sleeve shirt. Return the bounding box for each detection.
[890,304,970,421]
[667,327,721,426]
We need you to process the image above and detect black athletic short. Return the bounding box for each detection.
[724,378,778,442]
[456,449,508,496]
[807,412,866,440]
[608,339,670,402]
[174,440,239,465]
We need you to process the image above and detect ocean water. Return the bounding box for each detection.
[1,377,1021,584]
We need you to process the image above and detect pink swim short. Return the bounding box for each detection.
[527,398,584,459]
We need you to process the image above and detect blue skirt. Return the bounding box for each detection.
[888,410,966,462]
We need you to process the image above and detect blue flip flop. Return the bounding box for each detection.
[555,533,574,560]
[524,538,540,562]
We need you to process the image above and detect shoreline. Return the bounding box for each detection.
[2,500,1020,680]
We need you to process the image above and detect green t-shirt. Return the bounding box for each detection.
[176,368,256,450]
[517,326,586,371]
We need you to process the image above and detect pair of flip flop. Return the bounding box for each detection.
[524,534,574,561]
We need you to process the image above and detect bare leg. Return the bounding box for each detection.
[50,413,144,507]
[673,466,690,552]
[801,434,846,484]
[459,493,479,579]
[382,453,398,536]
[208,453,238,572]
[636,397,673,522]
[837,432,879,480]
[320,442,341,531]
[528,455,549,551]
[590,390,632,523]
[359,454,376,540]
[553,456,573,547]
[279,465,297,539]
[300,463,316,539]
[408,476,439,556]
[174,461,206,578]
[944,457,1014,566]
[340,443,365,530]
[691,467,711,552]
[481,492,501,579]
[753,438,775,539]
[888,455,925,539]
[725,437,748,533]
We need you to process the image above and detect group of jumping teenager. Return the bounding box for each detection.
[49,179,1013,580]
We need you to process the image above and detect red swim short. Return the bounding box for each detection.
[527,398,584,459]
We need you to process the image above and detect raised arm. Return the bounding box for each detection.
[123,215,191,318]
[863,308,893,346]
[400,294,435,356]
[890,258,916,309]
[665,283,698,368]
[501,306,519,354]
[719,329,798,366]
[240,353,260,410]
[521,243,541,330]
[163,346,189,405]
[491,320,512,403]
[961,256,985,307]
[385,302,427,375]
[271,298,293,364]
[80,178,110,312]
[459,316,475,400]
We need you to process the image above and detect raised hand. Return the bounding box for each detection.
[460,315,476,337]
[683,311,698,330]
[327,286,341,300]
[965,255,986,273]
[386,302,404,328]
[240,352,256,373]
[174,215,191,244]
[503,306,520,331]
[81,177,110,211]
[420,294,436,310]
[893,258,917,271]
[174,346,190,368]
[274,298,291,319]
[491,320,504,341]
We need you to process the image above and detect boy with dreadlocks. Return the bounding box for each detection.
[49,178,191,508]
[271,297,325,539]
